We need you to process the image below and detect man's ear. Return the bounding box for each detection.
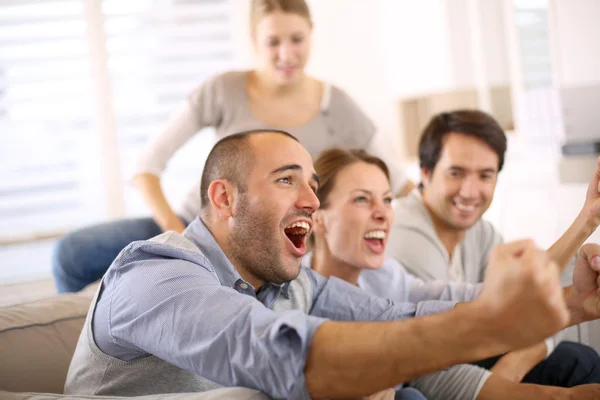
[312,210,326,235]
[420,167,432,187]
[207,180,235,219]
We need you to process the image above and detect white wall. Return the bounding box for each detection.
[230,0,253,67]
[479,0,510,86]
[381,0,454,97]
[549,0,600,152]
[306,0,399,153]
[552,0,600,88]
[445,0,476,89]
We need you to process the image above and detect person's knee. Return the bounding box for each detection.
[554,342,600,385]
[53,234,75,276]
[52,229,88,274]
[556,342,600,364]
[52,226,103,292]
[567,342,600,372]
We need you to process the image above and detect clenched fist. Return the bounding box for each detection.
[566,243,600,324]
[476,239,569,350]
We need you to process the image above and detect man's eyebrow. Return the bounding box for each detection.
[479,168,498,174]
[270,164,302,175]
[351,189,392,195]
[270,164,319,186]
[448,165,497,173]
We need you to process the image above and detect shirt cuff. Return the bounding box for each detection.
[284,314,329,400]
[415,300,457,317]
[544,337,555,358]
[472,370,492,400]
[408,364,491,400]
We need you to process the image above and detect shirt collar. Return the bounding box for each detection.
[183,217,242,289]
[184,217,292,298]
[278,281,292,298]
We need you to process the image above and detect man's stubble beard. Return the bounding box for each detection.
[229,193,295,285]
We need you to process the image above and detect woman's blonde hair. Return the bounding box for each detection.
[250,0,313,31]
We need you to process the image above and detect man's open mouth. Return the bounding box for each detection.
[453,198,478,213]
[284,221,310,250]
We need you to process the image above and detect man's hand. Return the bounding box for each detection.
[477,240,569,350]
[563,384,600,400]
[565,243,600,324]
[582,156,600,229]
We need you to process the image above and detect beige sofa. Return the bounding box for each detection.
[0,284,269,400]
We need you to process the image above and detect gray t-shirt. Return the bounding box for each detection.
[386,189,559,361]
[134,71,407,222]
[386,189,503,284]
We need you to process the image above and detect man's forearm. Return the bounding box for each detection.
[304,302,510,399]
[548,210,595,270]
[476,374,566,400]
[489,340,548,383]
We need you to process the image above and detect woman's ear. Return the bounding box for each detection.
[207,180,235,219]
[312,210,326,235]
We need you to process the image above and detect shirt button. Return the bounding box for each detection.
[239,283,249,290]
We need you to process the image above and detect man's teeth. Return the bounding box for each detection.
[454,202,475,212]
[286,221,310,232]
[364,230,385,239]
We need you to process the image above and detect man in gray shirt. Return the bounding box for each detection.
[387,109,600,387]
[65,129,600,399]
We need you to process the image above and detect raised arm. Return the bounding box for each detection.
[135,173,187,232]
[102,248,326,400]
[304,240,570,399]
[102,239,569,400]
[403,266,481,303]
[358,258,482,303]
[133,103,203,232]
[547,156,600,270]
[133,76,224,232]
[564,243,600,326]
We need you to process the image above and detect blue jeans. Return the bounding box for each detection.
[522,341,600,386]
[473,341,600,387]
[52,217,187,293]
[395,388,427,400]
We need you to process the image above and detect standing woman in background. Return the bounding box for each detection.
[52,0,412,293]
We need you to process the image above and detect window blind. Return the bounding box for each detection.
[0,0,234,284]
[102,0,235,216]
[0,0,234,244]
[0,0,100,243]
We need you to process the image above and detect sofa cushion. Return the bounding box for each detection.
[0,388,271,400]
[0,285,96,393]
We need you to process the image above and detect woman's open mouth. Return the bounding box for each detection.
[363,229,386,254]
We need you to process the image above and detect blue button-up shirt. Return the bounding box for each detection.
[92,217,456,399]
